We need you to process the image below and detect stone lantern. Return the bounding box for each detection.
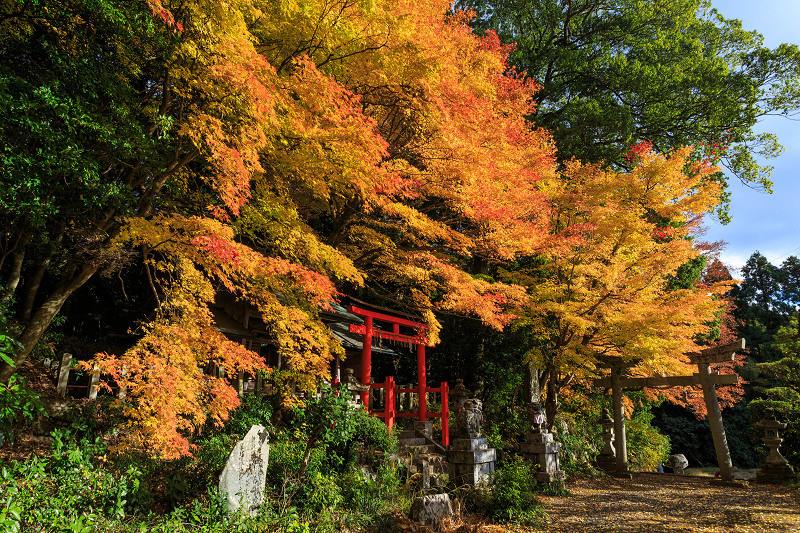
[450,378,469,413]
[448,398,497,487]
[755,408,795,483]
[595,408,616,473]
[520,401,565,482]
[342,368,369,408]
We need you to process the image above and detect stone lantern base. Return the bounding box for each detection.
[756,462,795,484]
[595,452,617,474]
[448,437,496,487]
[520,431,566,482]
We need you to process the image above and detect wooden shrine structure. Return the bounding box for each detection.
[593,339,745,481]
[346,304,450,446]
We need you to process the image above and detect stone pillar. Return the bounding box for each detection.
[755,408,795,483]
[448,399,496,487]
[118,365,128,399]
[88,366,101,400]
[343,368,369,408]
[520,402,565,482]
[611,367,629,475]
[697,362,734,481]
[595,408,616,473]
[236,370,244,396]
[56,352,73,398]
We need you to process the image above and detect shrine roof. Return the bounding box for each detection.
[327,321,399,355]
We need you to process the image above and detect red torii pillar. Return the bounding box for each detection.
[360,315,373,406]
[417,341,427,421]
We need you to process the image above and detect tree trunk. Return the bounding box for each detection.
[0,248,25,305]
[20,256,51,321]
[0,262,100,383]
[545,376,559,432]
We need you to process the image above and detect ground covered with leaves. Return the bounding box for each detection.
[538,473,800,533]
[387,473,799,533]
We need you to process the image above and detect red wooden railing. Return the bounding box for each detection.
[368,377,449,446]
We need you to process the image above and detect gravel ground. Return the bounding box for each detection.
[538,473,800,533]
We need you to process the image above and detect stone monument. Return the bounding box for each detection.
[665,454,689,475]
[448,398,496,487]
[219,424,270,514]
[342,368,369,408]
[410,493,454,530]
[595,408,616,473]
[520,402,565,482]
[755,408,795,484]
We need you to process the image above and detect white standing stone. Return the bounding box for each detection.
[410,493,453,529]
[219,424,270,514]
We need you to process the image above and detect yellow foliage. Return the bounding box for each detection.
[518,147,730,385]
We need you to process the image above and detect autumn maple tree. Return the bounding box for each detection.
[651,259,746,418]
[505,146,732,424]
[0,0,561,457]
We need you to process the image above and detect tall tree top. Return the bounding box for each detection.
[458,0,800,222]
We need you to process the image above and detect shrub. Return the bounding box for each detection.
[1,429,151,531]
[626,408,671,472]
[0,374,44,446]
[486,457,547,526]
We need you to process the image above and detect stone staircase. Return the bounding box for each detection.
[397,423,448,488]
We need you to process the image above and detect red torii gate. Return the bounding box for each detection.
[347,304,449,445]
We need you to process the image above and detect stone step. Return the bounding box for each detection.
[400,444,436,456]
[398,430,417,440]
[408,454,449,475]
[398,437,428,447]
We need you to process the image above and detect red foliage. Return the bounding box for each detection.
[654,259,745,419]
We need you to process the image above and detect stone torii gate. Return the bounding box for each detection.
[593,339,745,481]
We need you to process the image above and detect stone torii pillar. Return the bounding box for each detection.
[688,338,746,482]
[595,357,640,477]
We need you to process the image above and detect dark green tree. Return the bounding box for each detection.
[457,0,800,221]
[750,312,800,467]
[0,0,179,380]
[732,252,792,363]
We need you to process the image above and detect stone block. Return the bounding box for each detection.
[414,420,433,439]
[219,425,270,514]
[596,454,616,473]
[410,493,453,530]
[448,448,497,465]
[520,441,560,455]
[525,432,554,444]
[536,471,566,483]
[450,460,495,487]
[450,437,489,451]
[756,463,796,484]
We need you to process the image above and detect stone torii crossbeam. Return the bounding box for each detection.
[592,339,745,481]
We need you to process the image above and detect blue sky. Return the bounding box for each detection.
[703,1,800,274]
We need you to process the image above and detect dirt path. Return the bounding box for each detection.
[538,473,800,533]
